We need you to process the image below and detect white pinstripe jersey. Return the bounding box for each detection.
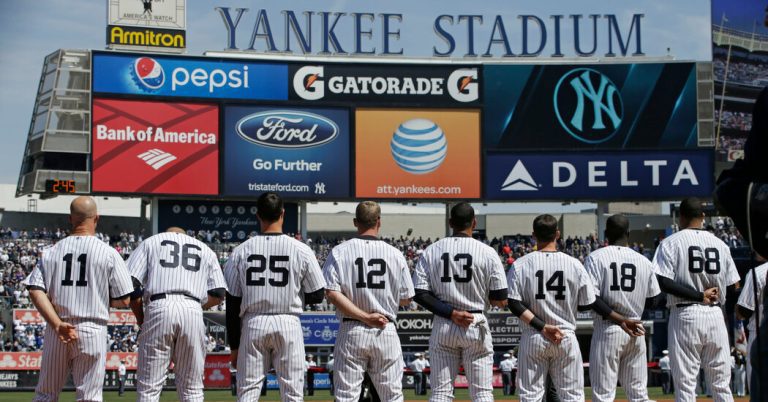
[126,232,227,301]
[737,262,768,332]
[224,234,325,316]
[585,245,660,320]
[652,229,740,308]
[322,236,415,320]
[23,235,134,323]
[413,236,507,312]
[507,251,595,332]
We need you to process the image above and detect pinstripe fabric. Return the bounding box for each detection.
[128,232,227,402]
[507,251,595,402]
[238,315,305,401]
[652,229,740,402]
[35,323,107,402]
[136,296,206,402]
[668,306,733,402]
[23,235,133,402]
[322,237,414,401]
[224,234,325,315]
[413,236,506,402]
[127,232,228,301]
[223,234,325,401]
[735,262,767,393]
[517,332,583,402]
[585,246,660,401]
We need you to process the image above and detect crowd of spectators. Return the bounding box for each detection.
[714,56,768,87]
[0,220,748,352]
[716,110,753,132]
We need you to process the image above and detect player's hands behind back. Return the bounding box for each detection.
[55,322,78,344]
[450,310,474,329]
[702,287,719,305]
[364,312,389,329]
[620,319,645,337]
[541,324,563,344]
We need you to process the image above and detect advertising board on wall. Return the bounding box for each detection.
[211,0,711,61]
[485,150,714,200]
[223,106,351,199]
[92,53,288,100]
[355,108,481,199]
[157,200,300,239]
[92,98,219,195]
[484,63,698,150]
[289,64,480,106]
[108,0,186,52]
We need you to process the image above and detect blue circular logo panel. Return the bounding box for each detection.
[390,119,447,175]
[553,68,624,144]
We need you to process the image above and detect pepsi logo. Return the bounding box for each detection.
[390,119,447,174]
[133,57,165,91]
[236,111,338,149]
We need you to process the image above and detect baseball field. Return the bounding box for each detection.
[0,388,751,401]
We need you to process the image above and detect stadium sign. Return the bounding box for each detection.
[484,150,714,200]
[483,63,698,150]
[91,99,219,195]
[107,0,186,52]
[92,52,288,100]
[212,0,711,61]
[290,65,480,105]
[223,106,351,199]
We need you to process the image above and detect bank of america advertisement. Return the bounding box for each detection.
[485,150,714,200]
[484,63,698,150]
[92,52,287,100]
[223,106,350,199]
[92,98,219,195]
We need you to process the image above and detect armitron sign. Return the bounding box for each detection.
[107,25,185,49]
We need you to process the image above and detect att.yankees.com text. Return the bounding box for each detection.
[375,185,462,196]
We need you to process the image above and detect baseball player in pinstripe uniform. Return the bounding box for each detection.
[23,196,134,402]
[736,259,766,395]
[224,192,326,401]
[652,198,740,402]
[412,202,507,402]
[507,214,642,402]
[585,214,661,402]
[127,227,228,402]
[323,201,415,402]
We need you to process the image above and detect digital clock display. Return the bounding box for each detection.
[44,179,76,193]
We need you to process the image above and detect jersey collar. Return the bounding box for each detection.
[355,235,382,241]
[260,232,283,236]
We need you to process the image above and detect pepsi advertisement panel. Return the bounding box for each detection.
[485,150,714,201]
[92,52,288,100]
[484,63,698,149]
[223,106,350,199]
[301,314,340,346]
[289,64,480,106]
[157,200,299,240]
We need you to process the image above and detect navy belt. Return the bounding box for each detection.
[150,293,200,303]
[675,302,721,308]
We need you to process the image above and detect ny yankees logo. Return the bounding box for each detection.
[554,68,624,144]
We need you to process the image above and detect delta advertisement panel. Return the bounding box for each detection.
[484,63,698,150]
[212,0,711,61]
[355,109,481,199]
[223,106,350,199]
[289,64,480,106]
[92,98,218,195]
[92,52,287,100]
[157,200,300,240]
[485,150,714,200]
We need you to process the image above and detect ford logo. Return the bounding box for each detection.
[236,111,339,148]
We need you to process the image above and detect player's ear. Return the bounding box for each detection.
[93,214,100,228]
[353,218,359,229]
[279,208,285,221]
[471,218,477,231]
[555,230,561,241]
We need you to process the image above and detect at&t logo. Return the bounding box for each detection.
[553,68,623,144]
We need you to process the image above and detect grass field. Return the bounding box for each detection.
[0,388,751,401]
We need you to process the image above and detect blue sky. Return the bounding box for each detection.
[0,0,722,200]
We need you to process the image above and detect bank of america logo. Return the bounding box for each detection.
[138,149,177,170]
[501,160,538,191]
